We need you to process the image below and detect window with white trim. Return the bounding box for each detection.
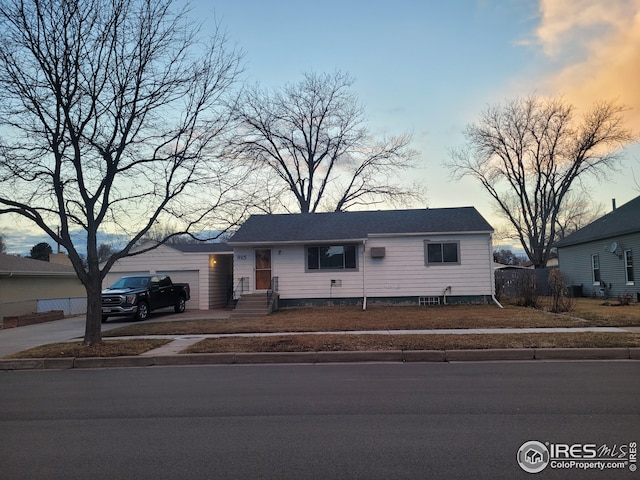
[591,254,601,284]
[424,241,460,265]
[624,249,634,285]
[306,245,357,270]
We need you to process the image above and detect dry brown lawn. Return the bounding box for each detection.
[564,298,640,325]
[184,332,640,354]
[6,339,170,359]
[103,299,640,338]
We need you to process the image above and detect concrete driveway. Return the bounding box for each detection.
[0,308,231,358]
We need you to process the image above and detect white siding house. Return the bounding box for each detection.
[555,196,640,300]
[103,242,233,309]
[229,208,496,306]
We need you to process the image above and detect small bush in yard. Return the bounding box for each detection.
[617,292,634,306]
[514,270,539,308]
[548,269,574,313]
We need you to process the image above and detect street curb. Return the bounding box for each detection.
[316,350,403,363]
[153,353,236,365]
[1,348,639,370]
[73,356,155,369]
[402,350,446,362]
[533,347,630,360]
[445,348,535,362]
[0,358,75,370]
[235,352,318,364]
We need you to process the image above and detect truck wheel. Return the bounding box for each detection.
[174,297,186,313]
[135,301,149,321]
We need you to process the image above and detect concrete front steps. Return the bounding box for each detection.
[230,293,276,318]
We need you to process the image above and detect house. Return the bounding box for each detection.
[554,195,640,299]
[0,254,85,320]
[102,242,234,309]
[227,207,497,307]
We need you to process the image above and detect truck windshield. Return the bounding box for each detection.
[109,277,149,289]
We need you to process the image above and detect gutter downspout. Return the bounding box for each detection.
[362,239,367,311]
[488,234,503,308]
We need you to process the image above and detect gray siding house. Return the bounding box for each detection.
[228,207,496,307]
[555,196,639,299]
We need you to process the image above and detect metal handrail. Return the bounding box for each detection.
[267,276,279,306]
[233,277,248,300]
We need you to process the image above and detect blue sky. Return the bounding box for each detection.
[2,0,639,255]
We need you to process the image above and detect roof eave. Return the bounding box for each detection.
[228,237,368,246]
[367,230,493,238]
[555,228,640,248]
[181,250,234,255]
[228,230,493,246]
[0,271,79,277]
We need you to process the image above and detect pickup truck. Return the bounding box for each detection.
[101,275,190,322]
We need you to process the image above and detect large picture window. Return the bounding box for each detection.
[624,249,634,284]
[307,245,357,270]
[424,241,460,265]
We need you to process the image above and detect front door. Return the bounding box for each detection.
[255,249,271,290]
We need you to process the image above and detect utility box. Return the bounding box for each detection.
[370,247,386,258]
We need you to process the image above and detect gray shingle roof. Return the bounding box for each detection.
[0,254,77,274]
[228,207,493,244]
[554,195,640,248]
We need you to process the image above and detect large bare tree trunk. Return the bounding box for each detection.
[84,277,104,346]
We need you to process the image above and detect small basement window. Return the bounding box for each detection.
[419,296,441,306]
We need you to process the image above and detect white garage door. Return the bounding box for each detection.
[158,270,200,310]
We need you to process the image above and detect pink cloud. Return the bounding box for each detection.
[535,0,640,131]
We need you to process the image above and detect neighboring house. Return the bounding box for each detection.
[228,208,496,307]
[554,195,640,299]
[102,242,233,309]
[0,254,85,320]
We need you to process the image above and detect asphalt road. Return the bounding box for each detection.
[1,362,638,479]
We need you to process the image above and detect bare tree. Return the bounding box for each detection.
[136,224,213,245]
[0,235,6,255]
[0,0,244,345]
[447,95,634,268]
[493,248,528,266]
[231,71,423,213]
[554,190,606,240]
[97,243,114,264]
